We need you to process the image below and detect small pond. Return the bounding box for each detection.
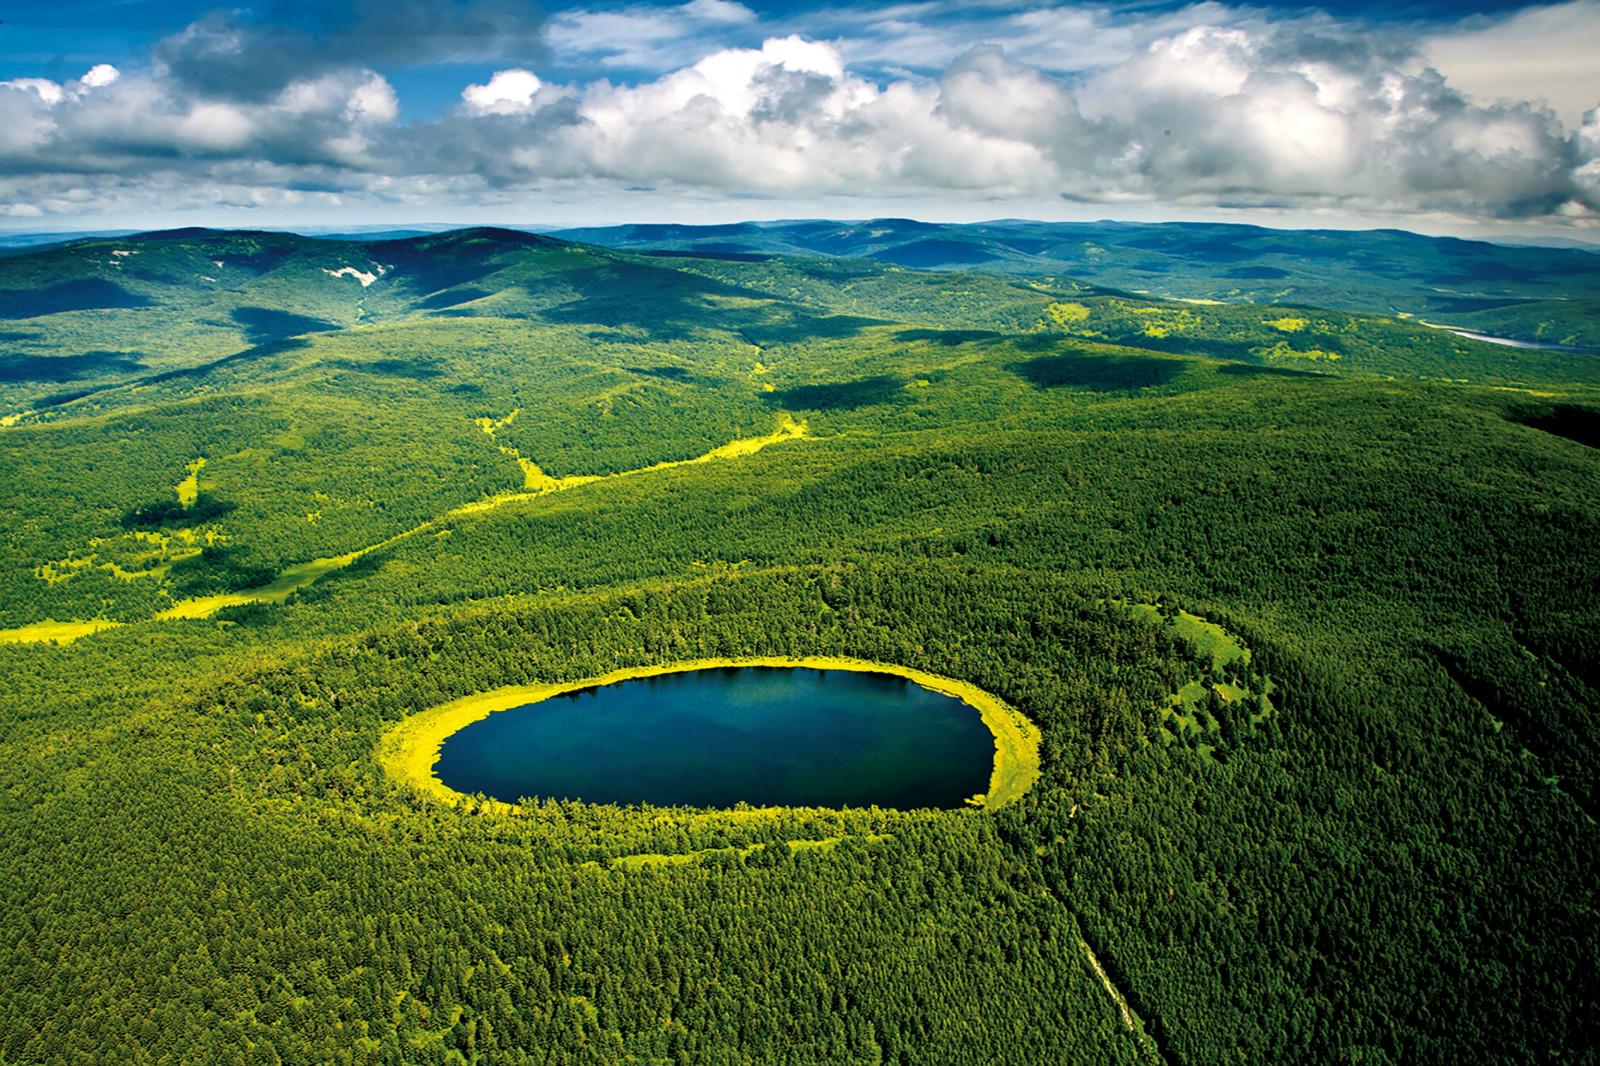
[434,666,995,809]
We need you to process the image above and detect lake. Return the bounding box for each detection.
[434,666,996,809]
[1445,328,1597,353]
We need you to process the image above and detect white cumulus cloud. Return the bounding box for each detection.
[412,25,1592,223]
[81,64,121,89]
[1,5,1597,231]
[462,69,545,115]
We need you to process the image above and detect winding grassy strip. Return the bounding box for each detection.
[154,527,423,620]
[450,413,807,518]
[151,415,809,622]
[0,618,123,645]
[156,550,371,620]
[377,656,1041,815]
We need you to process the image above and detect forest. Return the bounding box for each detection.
[0,225,1597,1064]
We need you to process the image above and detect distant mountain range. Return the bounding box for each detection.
[551,218,1600,347]
[2,218,1595,347]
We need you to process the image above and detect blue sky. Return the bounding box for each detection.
[1,1,1597,235]
[0,2,1560,94]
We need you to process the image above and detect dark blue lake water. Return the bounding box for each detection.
[435,666,995,809]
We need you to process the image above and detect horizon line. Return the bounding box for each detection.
[0,217,1596,251]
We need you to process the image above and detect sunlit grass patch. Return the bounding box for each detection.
[1124,602,1272,760]
[1260,341,1340,361]
[37,527,216,586]
[1040,301,1091,329]
[1266,317,1309,333]
[175,457,205,508]
[0,618,122,645]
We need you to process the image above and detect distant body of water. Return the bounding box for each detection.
[1447,329,1596,353]
[435,666,995,809]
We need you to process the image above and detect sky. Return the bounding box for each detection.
[1,0,1598,238]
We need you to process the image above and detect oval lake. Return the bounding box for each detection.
[434,666,996,809]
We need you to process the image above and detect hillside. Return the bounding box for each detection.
[1,226,1597,1064]
[556,218,1600,348]
[5,225,1597,424]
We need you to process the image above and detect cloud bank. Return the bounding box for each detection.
[1,1,1597,228]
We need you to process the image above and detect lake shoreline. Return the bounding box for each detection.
[377,655,1041,815]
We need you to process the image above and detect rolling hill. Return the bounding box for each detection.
[556,218,1600,348]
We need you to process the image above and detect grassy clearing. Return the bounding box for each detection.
[377,655,1040,815]
[500,450,599,494]
[175,457,205,509]
[1127,604,1250,672]
[0,618,123,645]
[37,528,214,588]
[1125,602,1273,756]
[1040,302,1092,329]
[1261,341,1340,361]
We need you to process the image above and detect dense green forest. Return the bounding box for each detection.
[1,226,1597,1064]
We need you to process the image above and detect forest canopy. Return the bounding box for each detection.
[0,226,1596,1065]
